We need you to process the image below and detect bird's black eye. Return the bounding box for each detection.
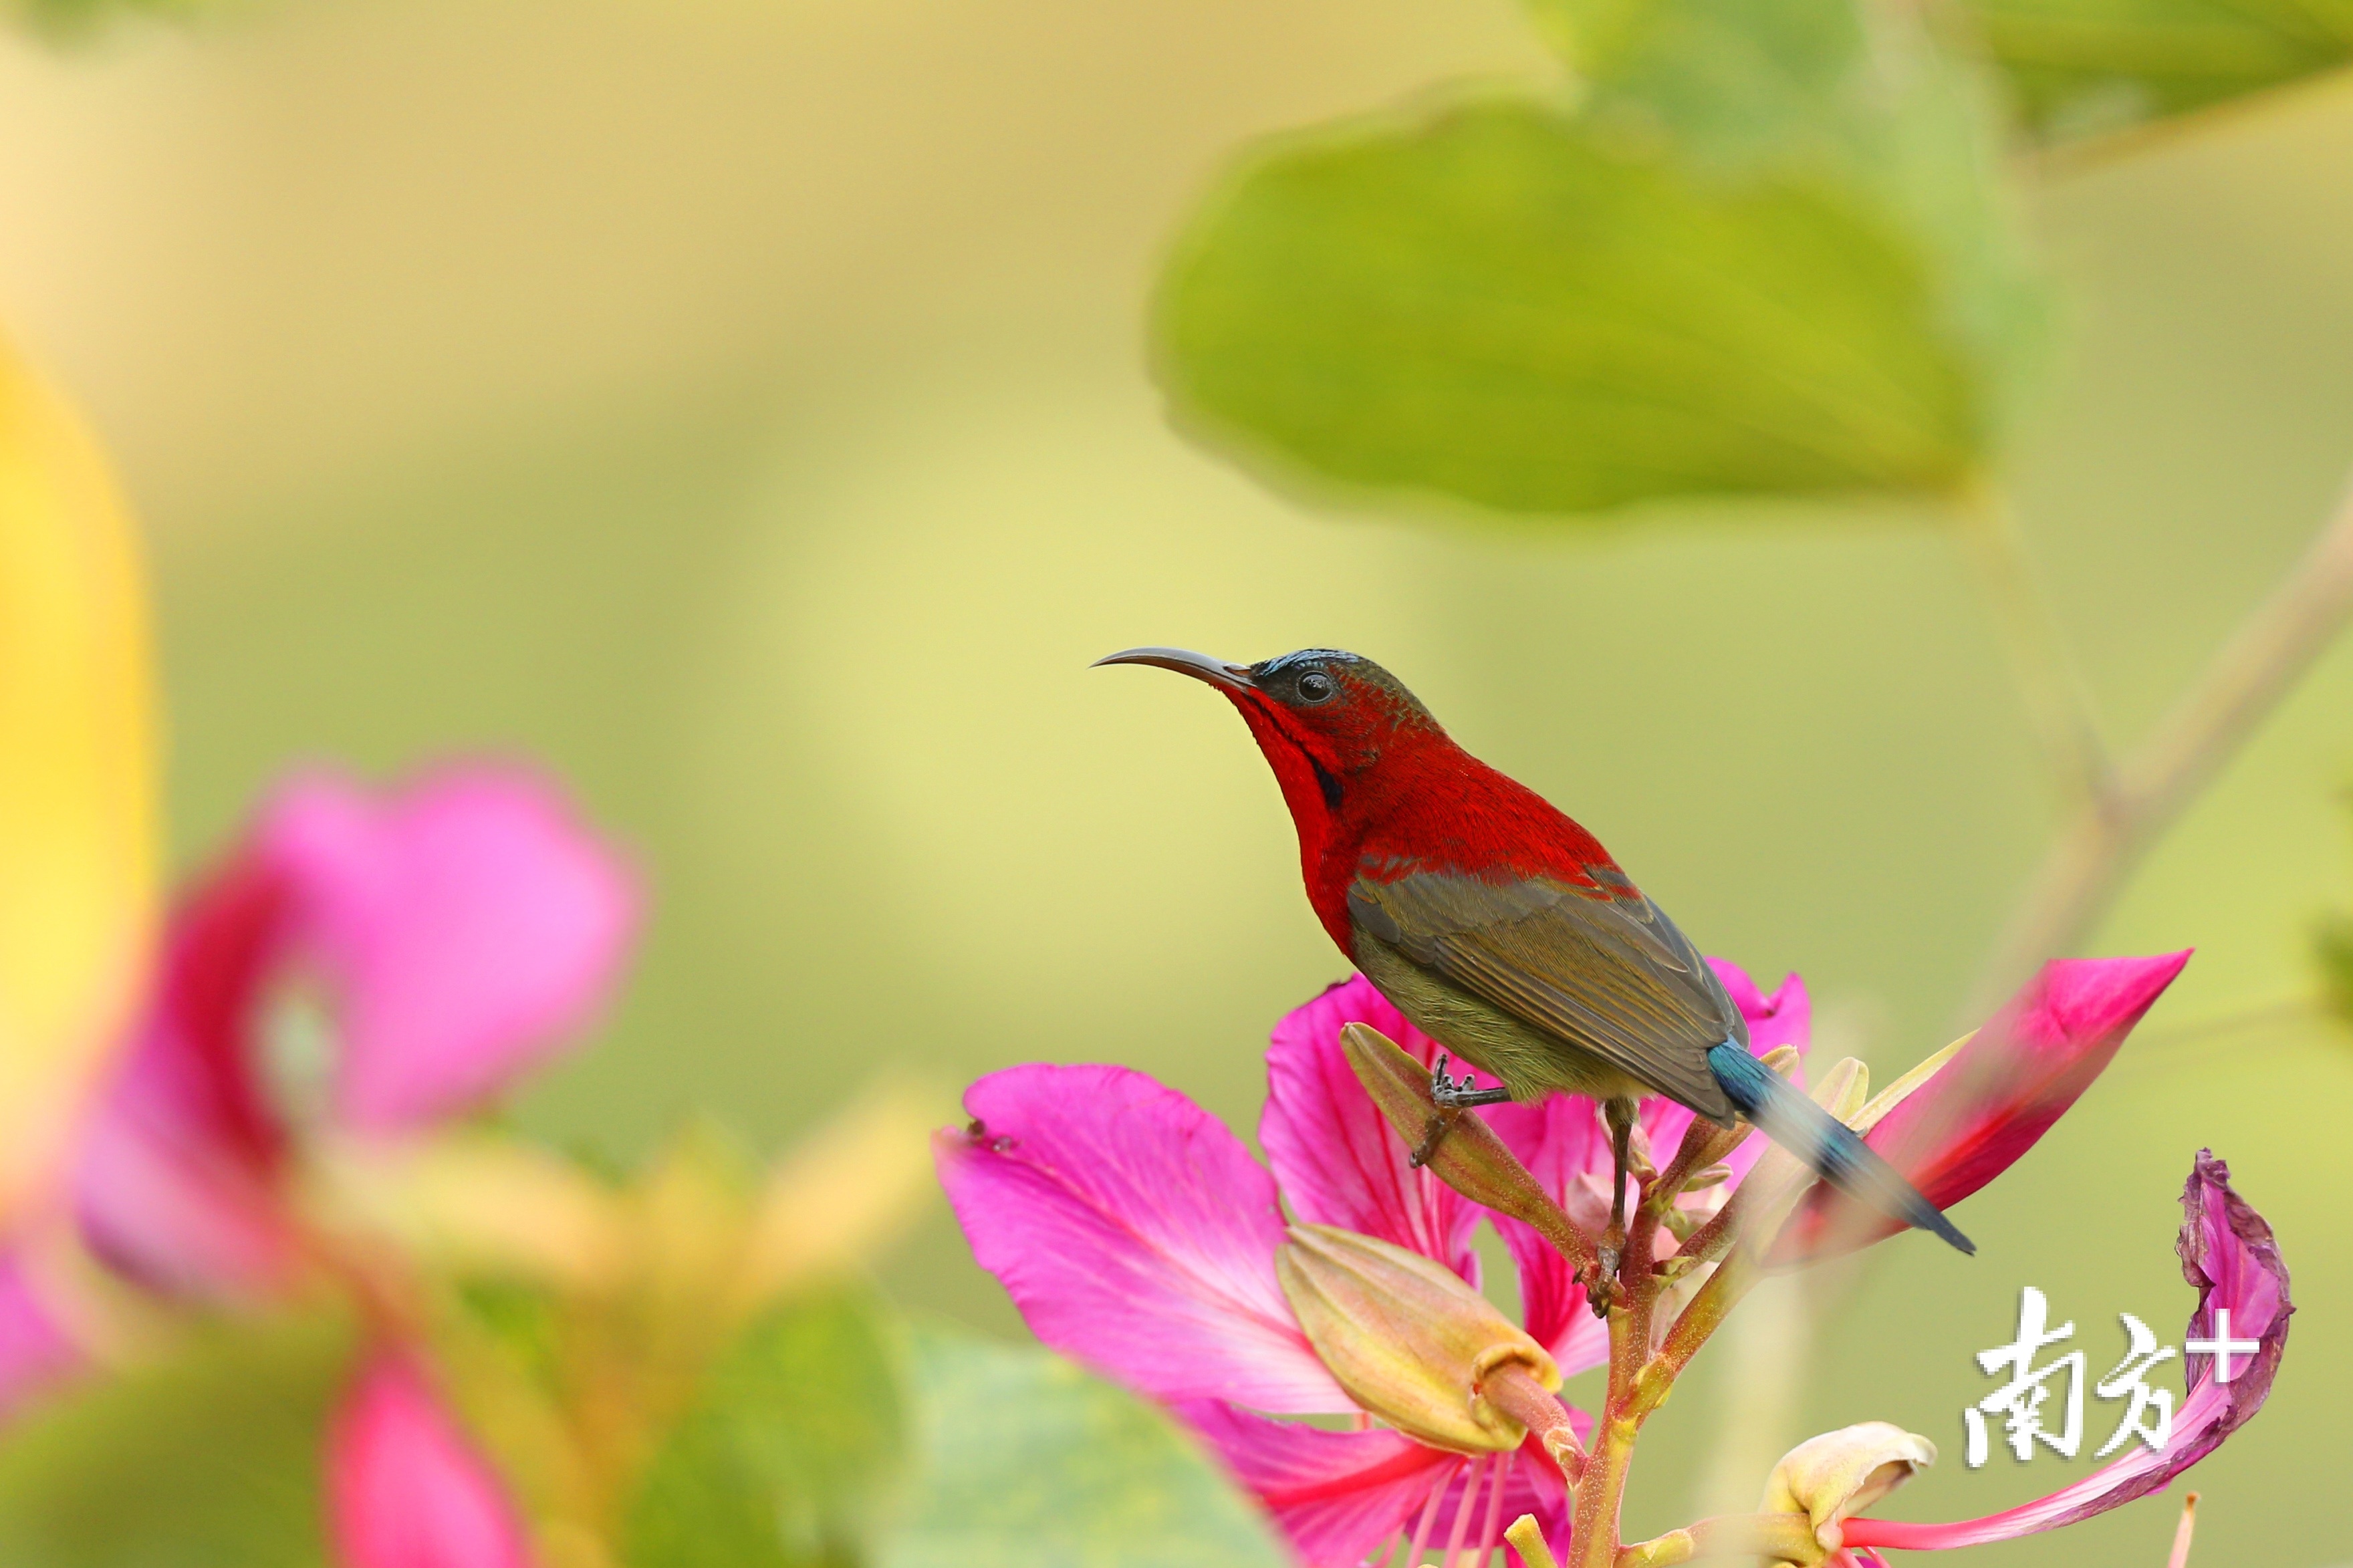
[1295,670,1336,704]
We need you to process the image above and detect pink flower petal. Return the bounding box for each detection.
[72,855,300,1297]
[1181,1404,1584,1568]
[1261,977,1480,1281]
[328,1349,536,1568]
[0,1252,84,1419]
[261,767,637,1133]
[1775,953,2188,1261]
[1179,1402,1456,1567]
[939,1064,1348,1414]
[1481,1091,1609,1372]
[1844,1150,2288,1551]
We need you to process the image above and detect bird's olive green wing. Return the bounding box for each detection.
[1348,868,1741,1118]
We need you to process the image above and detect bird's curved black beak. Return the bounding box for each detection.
[1092,646,1255,692]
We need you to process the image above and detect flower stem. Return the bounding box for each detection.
[1968,465,2353,1019]
[1565,1148,1713,1568]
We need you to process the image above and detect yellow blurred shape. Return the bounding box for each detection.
[310,1132,626,1291]
[740,1079,946,1305]
[0,332,154,1223]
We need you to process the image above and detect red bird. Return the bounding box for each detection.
[1098,646,1971,1259]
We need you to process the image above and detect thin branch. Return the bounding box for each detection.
[1967,467,2353,1019]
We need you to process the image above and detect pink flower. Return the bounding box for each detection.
[1773,952,2191,1263]
[937,968,1803,1567]
[1840,1150,2289,1553]
[328,1349,537,1568]
[72,765,636,1299]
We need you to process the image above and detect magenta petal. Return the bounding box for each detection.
[1845,1150,2289,1551]
[328,1349,535,1568]
[939,1064,1347,1414]
[261,768,638,1133]
[1777,952,2189,1261]
[1262,977,1480,1280]
[73,854,299,1297]
[0,1253,85,1420]
[1481,1091,1607,1371]
[1179,1400,1459,1567]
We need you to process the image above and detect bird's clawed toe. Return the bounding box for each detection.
[1429,1053,1513,1111]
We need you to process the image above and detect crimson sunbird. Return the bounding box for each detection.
[1098,645,1972,1260]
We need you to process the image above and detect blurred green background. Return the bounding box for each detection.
[0,0,2344,1561]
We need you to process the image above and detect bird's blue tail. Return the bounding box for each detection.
[1706,1043,1974,1256]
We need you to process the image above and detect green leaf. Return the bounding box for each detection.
[882,1328,1287,1568]
[626,1284,908,1568]
[1156,0,2047,522]
[1955,0,2353,141]
[1156,96,1989,516]
[0,1313,351,1568]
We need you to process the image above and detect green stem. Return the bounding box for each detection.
[1967,464,2353,1019]
[1960,477,2115,808]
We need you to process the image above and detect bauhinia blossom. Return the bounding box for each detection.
[944,949,2199,1567]
[70,766,636,1303]
[939,965,1805,1566]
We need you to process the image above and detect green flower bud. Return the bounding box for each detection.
[1339,1023,1598,1272]
[1276,1222,1560,1454]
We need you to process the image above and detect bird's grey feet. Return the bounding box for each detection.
[1429,1053,1513,1111]
[1582,1248,1624,1317]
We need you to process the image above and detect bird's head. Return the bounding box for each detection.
[1093,646,1443,819]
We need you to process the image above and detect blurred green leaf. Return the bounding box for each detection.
[1156,98,1989,515]
[6,0,220,38]
[0,1313,350,1568]
[1955,0,2353,142]
[626,1284,908,1568]
[882,1327,1287,1568]
[2319,911,2353,1027]
[1156,0,2043,521]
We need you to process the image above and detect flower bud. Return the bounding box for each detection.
[1276,1223,1559,1454]
[1339,1023,1598,1271]
[1759,1422,1936,1554]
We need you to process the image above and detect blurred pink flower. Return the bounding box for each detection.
[74,765,636,1299]
[0,765,634,1420]
[328,1349,538,1568]
[1773,952,2191,1263]
[1840,1150,2288,1554]
[937,969,1801,1567]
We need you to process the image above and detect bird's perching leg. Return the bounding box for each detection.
[1590,1096,1638,1317]
[1411,1055,1513,1167]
